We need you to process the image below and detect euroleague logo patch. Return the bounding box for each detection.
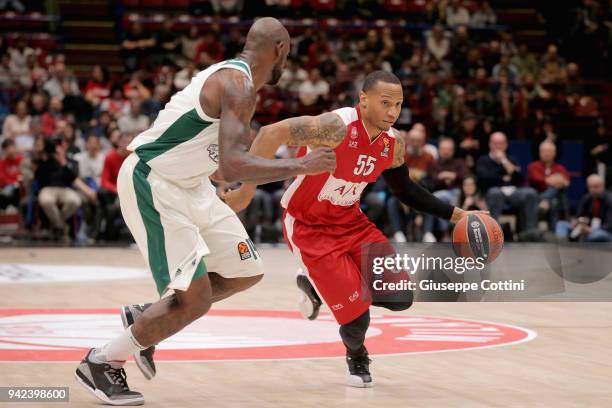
[0,309,536,362]
[238,242,252,260]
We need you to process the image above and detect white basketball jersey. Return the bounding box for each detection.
[128,59,253,188]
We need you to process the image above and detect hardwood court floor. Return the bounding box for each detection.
[0,247,611,407]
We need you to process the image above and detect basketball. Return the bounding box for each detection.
[452,213,504,264]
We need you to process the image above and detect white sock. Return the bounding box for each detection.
[94,326,146,368]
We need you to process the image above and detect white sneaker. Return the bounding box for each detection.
[393,231,407,243]
[423,232,437,243]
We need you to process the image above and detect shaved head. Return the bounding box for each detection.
[244,17,290,85]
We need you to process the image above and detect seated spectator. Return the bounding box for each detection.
[34,138,81,241]
[476,131,539,233]
[142,84,171,122]
[512,44,539,78]
[74,134,105,240]
[423,138,468,242]
[426,24,450,62]
[386,128,436,242]
[528,141,570,230]
[0,139,23,210]
[470,1,497,27]
[118,98,150,135]
[100,86,127,118]
[1,100,33,153]
[298,68,329,107]
[446,0,470,27]
[84,65,111,108]
[43,61,80,99]
[180,26,201,63]
[454,113,486,168]
[123,72,151,101]
[459,176,488,211]
[98,132,132,240]
[278,58,308,94]
[194,31,224,68]
[41,96,64,137]
[174,61,198,91]
[155,19,180,66]
[121,21,156,72]
[492,55,520,85]
[556,174,612,242]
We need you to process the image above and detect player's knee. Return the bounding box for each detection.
[373,290,413,311]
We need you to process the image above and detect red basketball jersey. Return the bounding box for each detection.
[281,106,397,226]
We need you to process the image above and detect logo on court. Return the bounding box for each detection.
[0,309,536,362]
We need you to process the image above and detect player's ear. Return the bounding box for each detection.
[359,91,367,109]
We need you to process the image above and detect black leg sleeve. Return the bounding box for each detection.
[339,310,370,352]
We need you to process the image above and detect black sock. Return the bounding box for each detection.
[339,310,370,354]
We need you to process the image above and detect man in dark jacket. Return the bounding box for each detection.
[35,138,81,239]
[476,131,538,232]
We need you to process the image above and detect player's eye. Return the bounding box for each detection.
[382,101,389,106]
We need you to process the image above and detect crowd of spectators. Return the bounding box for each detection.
[0,0,611,244]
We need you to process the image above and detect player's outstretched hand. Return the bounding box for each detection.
[300,147,337,175]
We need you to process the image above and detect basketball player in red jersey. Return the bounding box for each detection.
[224,70,478,387]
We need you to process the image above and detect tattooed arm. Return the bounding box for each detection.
[215,70,336,184]
[220,111,346,212]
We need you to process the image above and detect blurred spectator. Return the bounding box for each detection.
[556,174,612,242]
[298,68,329,107]
[423,137,468,242]
[426,25,450,62]
[74,134,104,188]
[34,138,81,240]
[476,132,539,233]
[121,22,156,72]
[278,58,308,94]
[0,139,23,210]
[84,65,111,108]
[155,19,181,66]
[180,26,202,62]
[511,44,539,78]
[492,55,519,84]
[118,98,150,135]
[528,141,570,230]
[587,119,611,186]
[174,61,198,91]
[499,32,518,57]
[100,86,127,117]
[0,54,13,88]
[41,96,64,137]
[222,28,243,60]
[1,100,33,152]
[7,37,33,75]
[210,0,244,15]
[386,128,435,242]
[62,79,91,125]
[446,0,470,26]
[458,175,487,211]
[43,62,79,99]
[55,120,82,159]
[470,1,497,27]
[194,30,224,68]
[142,84,171,122]
[98,133,132,240]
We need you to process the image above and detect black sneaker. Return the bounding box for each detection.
[296,272,322,320]
[346,347,373,388]
[120,303,156,380]
[75,348,144,406]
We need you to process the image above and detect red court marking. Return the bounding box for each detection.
[0,309,536,362]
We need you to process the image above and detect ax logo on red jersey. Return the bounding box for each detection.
[318,175,368,206]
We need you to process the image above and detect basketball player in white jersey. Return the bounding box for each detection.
[75,18,336,406]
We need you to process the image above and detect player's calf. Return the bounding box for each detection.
[121,303,156,380]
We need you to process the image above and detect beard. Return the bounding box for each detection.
[267,62,283,85]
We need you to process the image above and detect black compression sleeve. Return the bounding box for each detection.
[382,163,454,221]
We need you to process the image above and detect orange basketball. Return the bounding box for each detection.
[452,213,504,264]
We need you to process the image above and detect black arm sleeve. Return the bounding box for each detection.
[382,163,454,221]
